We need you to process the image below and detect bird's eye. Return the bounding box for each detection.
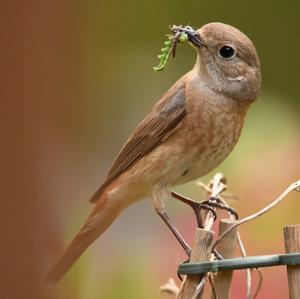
[218,46,236,60]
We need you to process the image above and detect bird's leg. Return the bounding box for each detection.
[153,191,191,257]
[156,210,191,257]
[169,191,223,277]
[170,193,231,262]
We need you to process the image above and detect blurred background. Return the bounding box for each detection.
[1,1,299,298]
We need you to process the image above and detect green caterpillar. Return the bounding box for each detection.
[153,31,188,71]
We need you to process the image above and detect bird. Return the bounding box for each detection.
[47,22,261,283]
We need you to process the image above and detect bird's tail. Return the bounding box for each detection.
[46,191,121,283]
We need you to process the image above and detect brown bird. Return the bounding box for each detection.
[47,22,261,282]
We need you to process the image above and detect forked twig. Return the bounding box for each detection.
[162,177,300,299]
[213,180,300,298]
[213,180,300,249]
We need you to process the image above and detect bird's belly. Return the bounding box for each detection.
[179,148,230,183]
[174,126,240,185]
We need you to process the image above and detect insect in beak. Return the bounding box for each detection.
[153,24,205,72]
[170,25,205,53]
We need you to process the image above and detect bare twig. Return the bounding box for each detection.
[160,278,180,296]
[165,176,300,299]
[212,180,300,298]
[190,274,208,299]
[252,268,263,299]
[209,274,218,299]
[213,180,300,249]
[196,181,239,202]
[237,232,252,299]
[204,173,226,230]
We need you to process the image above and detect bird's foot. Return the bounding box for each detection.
[171,191,218,227]
[201,198,239,219]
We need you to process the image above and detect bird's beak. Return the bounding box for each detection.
[171,25,205,48]
[185,28,205,48]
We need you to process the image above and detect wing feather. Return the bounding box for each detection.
[90,80,187,203]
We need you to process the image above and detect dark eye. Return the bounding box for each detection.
[218,46,236,60]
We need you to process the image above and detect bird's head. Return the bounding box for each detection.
[185,22,261,102]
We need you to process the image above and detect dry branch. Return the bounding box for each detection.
[160,176,300,299]
[213,180,300,249]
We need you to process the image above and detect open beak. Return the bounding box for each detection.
[170,25,205,48]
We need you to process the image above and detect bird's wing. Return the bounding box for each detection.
[89,80,187,203]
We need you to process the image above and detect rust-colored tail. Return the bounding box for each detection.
[47,192,120,283]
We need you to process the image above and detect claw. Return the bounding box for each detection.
[201,199,239,219]
[171,192,221,226]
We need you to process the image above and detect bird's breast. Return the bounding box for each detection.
[174,82,249,184]
[178,117,242,183]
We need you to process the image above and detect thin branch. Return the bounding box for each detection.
[252,268,263,299]
[209,274,218,299]
[196,181,239,202]
[171,176,300,299]
[160,278,180,296]
[213,180,300,298]
[237,233,252,299]
[213,180,300,249]
[203,173,226,230]
[190,275,208,299]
